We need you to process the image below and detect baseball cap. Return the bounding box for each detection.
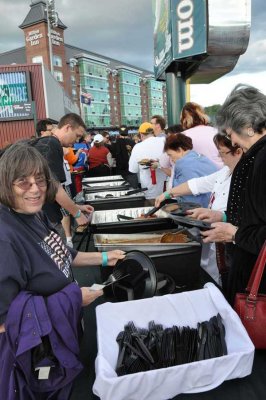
[138,122,153,134]
[93,134,104,143]
[119,125,128,136]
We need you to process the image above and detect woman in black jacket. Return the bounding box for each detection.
[189,84,266,304]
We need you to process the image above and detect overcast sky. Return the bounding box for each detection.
[0,0,265,106]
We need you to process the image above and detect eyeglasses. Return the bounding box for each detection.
[224,129,232,141]
[13,177,48,191]
[218,150,232,156]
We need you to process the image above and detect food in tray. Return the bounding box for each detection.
[138,158,151,165]
[101,232,190,245]
[137,214,157,219]
[138,158,158,167]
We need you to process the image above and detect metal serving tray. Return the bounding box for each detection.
[83,180,131,192]
[91,207,169,224]
[90,207,175,234]
[82,175,123,183]
[94,229,200,252]
[85,190,145,202]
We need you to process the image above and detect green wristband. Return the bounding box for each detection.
[222,212,227,222]
[101,251,108,267]
[74,209,81,219]
[163,191,172,200]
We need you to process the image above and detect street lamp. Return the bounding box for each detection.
[46,0,58,75]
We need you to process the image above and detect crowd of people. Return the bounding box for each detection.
[0,83,266,398]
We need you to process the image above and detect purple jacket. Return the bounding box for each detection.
[0,283,83,400]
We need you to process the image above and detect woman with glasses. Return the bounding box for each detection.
[190,84,266,304]
[0,142,125,398]
[155,134,242,284]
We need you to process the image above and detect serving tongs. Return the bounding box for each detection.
[142,199,169,218]
[117,214,134,221]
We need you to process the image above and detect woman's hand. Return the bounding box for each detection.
[155,193,165,208]
[76,205,94,225]
[201,222,238,243]
[106,250,126,266]
[80,287,103,306]
[79,204,94,214]
[187,208,223,223]
[0,323,5,333]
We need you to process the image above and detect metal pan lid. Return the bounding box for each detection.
[112,250,157,301]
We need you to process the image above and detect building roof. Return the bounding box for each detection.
[0,42,153,76]
[19,0,67,30]
[64,44,152,76]
[0,47,27,65]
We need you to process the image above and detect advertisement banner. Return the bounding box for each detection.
[153,0,172,80]
[153,0,207,79]
[0,71,33,120]
[172,0,207,60]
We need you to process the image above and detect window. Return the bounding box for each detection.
[71,75,76,85]
[32,56,43,64]
[72,88,77,97]
[53,55,62,67]
[54,71,63,82]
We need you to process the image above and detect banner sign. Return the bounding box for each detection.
[153,0,207,79]
[0,71,33,120]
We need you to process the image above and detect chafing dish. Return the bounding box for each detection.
[82,175,124,183]
[83,180,131,192]
[91,207,168,224]
[90,206,176,233]
[85,190,145,201]
[94,229,200,252]
[85,190,145,210]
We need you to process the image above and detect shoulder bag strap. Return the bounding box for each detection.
[246,241,266,299]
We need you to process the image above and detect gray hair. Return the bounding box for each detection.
[216,84,266,135]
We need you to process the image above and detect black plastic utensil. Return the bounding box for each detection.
[125,188,148,196]
[142,199,168,218]
[170,215,213,231]
[117,214,134,221]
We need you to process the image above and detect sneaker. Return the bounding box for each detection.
[66,238,73,248]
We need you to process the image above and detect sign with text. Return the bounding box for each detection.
[0,71,33,120]
[153,0,207,79]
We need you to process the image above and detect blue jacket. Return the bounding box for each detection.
[0,283,83,400]
[173,150,217,207]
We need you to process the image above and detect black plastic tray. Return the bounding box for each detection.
[170,215,213,231]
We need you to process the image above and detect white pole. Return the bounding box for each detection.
[46,0,54,75]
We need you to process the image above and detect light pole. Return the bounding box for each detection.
[46,0,58,75]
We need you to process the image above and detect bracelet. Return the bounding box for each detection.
[163,191,172,200]
[222,212,227,222]
[74,209,81,219]
[101,251,108,267]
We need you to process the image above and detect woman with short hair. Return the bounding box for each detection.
[162,133,217,208]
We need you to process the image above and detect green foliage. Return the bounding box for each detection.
[204,104,221,123]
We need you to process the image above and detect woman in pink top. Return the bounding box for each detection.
[181,102,223,169]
